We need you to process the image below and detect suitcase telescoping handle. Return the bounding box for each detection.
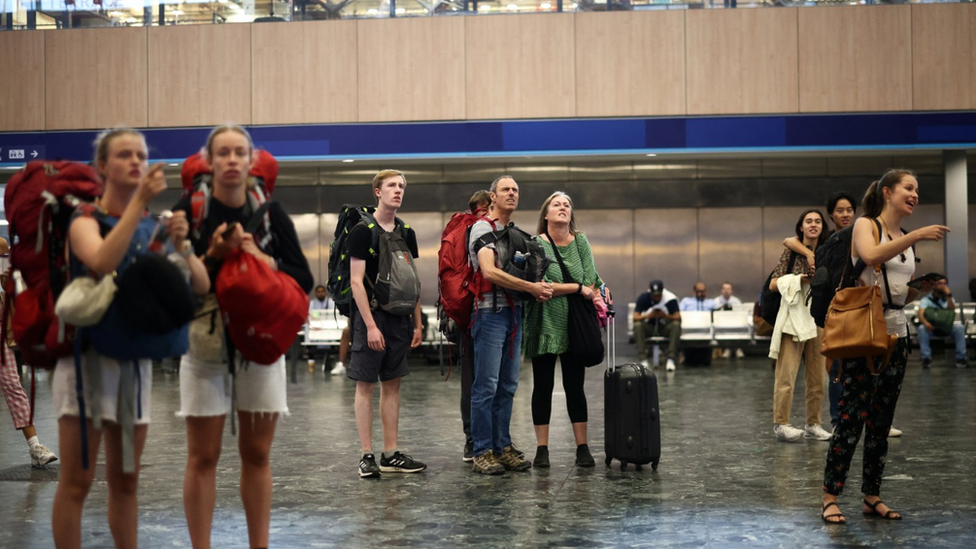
[607,315,616,373]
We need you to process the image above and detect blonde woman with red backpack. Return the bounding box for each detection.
[174,125,312,549]
[52,128,209,549]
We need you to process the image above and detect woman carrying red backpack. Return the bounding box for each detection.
[174,125,312,549]
[52,128,209,549]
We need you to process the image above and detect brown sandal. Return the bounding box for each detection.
[862,499,902,520]
[821,501,847,524]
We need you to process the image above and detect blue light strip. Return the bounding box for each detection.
[1,111,974,167]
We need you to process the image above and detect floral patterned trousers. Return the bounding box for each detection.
[823,337,908,497]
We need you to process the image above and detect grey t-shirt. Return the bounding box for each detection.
[468,219,521,309]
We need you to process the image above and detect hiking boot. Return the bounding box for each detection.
[380,451,427,474]
[358,453,381,479]
[533,446,550,468]
[462,441,474,463]
[508,442,526,459]
[774,424,804,443]
[575,444,596,467]
[29,443,57,468]
[472,451,504,475]
[497,446,531,472]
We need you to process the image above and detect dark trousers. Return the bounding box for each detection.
[460,330,474,444]
[531,353,588,425]
[828,359,842,427]
[823,338,908,497]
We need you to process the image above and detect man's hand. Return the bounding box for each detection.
[367,325,386,352]
[531,281,553,302]
[410,326,423,349]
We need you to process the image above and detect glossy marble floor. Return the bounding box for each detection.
[1,350,974,548]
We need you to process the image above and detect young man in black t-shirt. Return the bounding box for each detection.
[347,170,426,478]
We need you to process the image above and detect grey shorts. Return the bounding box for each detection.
[348,308,412,383]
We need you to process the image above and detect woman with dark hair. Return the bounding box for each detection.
[523,191,603,468]
[768,209,831,444]
[820,170,947,524]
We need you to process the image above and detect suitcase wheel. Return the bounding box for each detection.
[652,458,659,471]
[604,455,612,467]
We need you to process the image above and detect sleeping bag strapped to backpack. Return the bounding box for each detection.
[2,161,103,368]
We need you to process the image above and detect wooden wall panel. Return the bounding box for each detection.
[912,4,976,111]
[465,14,576,120]
[253,21,358,125]
[0,32,45,131]
[799,6,912,113]
[357,18,464,122]
[686,9,798,115]
[149,25,251,127]
[45,28,148,130]
[575,11,685,117]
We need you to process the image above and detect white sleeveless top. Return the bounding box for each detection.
[854,232,915,338]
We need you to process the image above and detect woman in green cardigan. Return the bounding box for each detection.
[523,191,603,468]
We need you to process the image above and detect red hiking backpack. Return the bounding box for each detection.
[216,249,309,365]
[180,149,279,249]
[1,161,103,368]
[436,211,494,330]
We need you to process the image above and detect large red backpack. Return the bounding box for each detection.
[436,211,494,330]
[1,161,103,368]
[180,149,279,249]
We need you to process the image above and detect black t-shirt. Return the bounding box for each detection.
[348,218,419,287]
[173,196,314,295]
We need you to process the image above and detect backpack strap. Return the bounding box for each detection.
[868,218,899,310]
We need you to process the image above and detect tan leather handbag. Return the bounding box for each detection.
[821,277,890,361]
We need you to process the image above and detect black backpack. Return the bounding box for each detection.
[473,223,551,305]
[760,251,798,326]
[327,204,376,317]
[809,220,915,328]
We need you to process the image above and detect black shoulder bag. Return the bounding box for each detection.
[544,231,604,368]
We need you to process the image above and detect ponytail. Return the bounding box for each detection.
[861,169,914,218]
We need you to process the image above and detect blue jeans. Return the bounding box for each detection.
[828,359,842,427]
[917,323,966,361]
[470,306,522,457]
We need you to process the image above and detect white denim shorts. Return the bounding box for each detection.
[177,354,289,417]
[52,354,153,425]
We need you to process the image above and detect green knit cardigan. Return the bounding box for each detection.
[522,232,603,359]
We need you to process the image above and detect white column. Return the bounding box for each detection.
[943,150,968,298]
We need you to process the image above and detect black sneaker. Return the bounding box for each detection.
[921,357,932,369]
[463,441,474,463]
[359,453,381,479]
[380,451,427,473]
[533,446,550,468]
[575,444,595,468]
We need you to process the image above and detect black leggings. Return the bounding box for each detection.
[531,353,588,426]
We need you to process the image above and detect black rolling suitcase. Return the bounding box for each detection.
[604,317,661,471]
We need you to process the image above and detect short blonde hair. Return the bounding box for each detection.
[93,128,145,168]
[371,170,405,201]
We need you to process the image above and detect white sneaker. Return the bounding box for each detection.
[665,359,676,372]
[330,362,347,376]
[774,424,804,443]
[804,424,832,441]
[735,349,746,359]
[888,426,903,438]
[29,443,58,468]
[721,349,731,359]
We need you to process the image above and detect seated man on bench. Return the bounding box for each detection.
[633,280,681,372]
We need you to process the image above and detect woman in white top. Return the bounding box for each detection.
[820,170,948,524]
